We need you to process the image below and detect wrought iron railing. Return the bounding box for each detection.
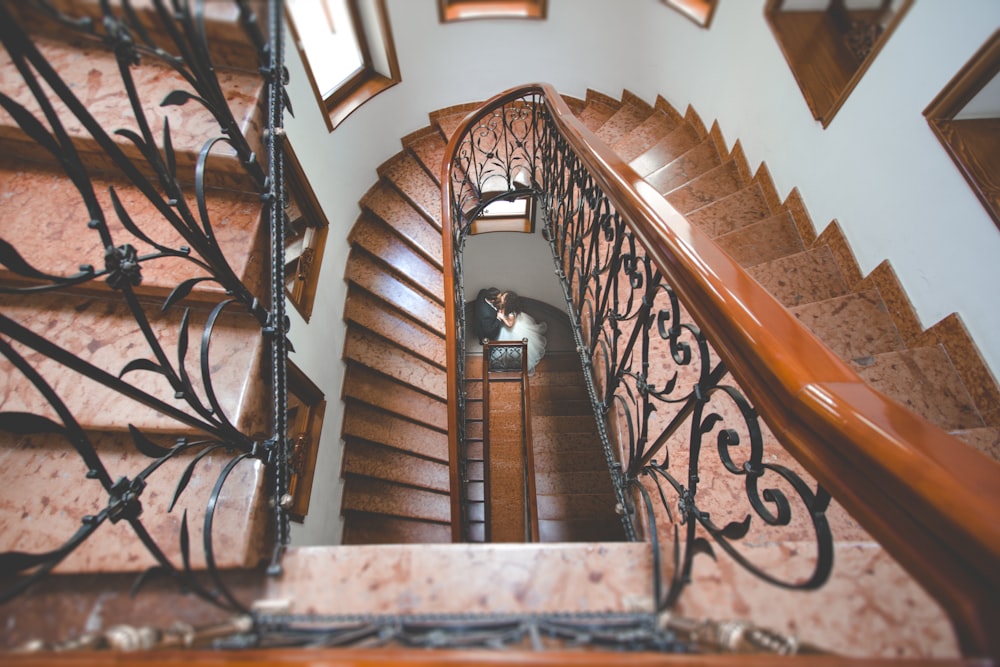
[441,84,1000,656]
[0,0,289,615]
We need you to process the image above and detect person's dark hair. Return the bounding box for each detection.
[479,287,500,303]
[501,290,521,315]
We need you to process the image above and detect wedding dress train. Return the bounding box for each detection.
[499,312,548,374]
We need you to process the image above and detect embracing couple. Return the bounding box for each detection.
[472,287,548,374]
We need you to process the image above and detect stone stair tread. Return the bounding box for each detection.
[343,440,450,493]
[536,492,618,520]
[534,470,616,495]
[538,518,627,543]
[348,214,445,302]
[11,0,261,70]
[949,427,1000,463]
[343,325,448,401]
[377,154,442,227]
[790,289,906,362]
[629,122,702,178]
[576,92,620,131]
[341,475,451,523]
[341,401,448,463]
[849,346,985,432]
[0,292,265,435]
[0,157,265,299]
[0,34,263,186]
[345,250,446,334]
[594,97,655,146]
[0,429,268,573]
[429,103,482,140]
[342,364,448,432]
[531,449,609,473]
[643,136,723,194]
[531,399,592,416]
[530,415,600,435]
[611,109,684,163]
[268,543,653,615]
[341,512,451,544]
[406,130,448,185]
[345,288,446,368]
[663,159,745,214]
[360,182,444,268]
[685,182,775,238]
[746,245,851,308]
[714,210,807,268]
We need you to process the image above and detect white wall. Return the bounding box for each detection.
[283,0,1000,545]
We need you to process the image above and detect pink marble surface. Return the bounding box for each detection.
[0,292,265,435]
[268,543,655,616]
[685,183,774,238]
[611,110,681,163]
[0,430,269,572]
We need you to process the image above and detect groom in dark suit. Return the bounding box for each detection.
[472,287,502,344]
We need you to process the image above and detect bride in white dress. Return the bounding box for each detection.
[495,291,548,374]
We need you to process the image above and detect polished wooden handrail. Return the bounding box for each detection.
[442,84,1000,658]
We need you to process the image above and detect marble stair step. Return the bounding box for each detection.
[950,427,1000,463]
[0,157,266,300]
[377,153,443,228]
[344,287,446,368]
[343,325,448,401]
[576,90,621,131]
[685,181,776,238]
[0,34,263,192]
[344,249,446,334]
[342,440,450,493]
[594,93,655,146]
[0,291,266,436]
[790,289,906,362]
[532,448,611,473]
[405,127,448,185]
[538,517,626,543]
[629,122,703,178]
[429,102,483,141]
[11,0,262,71]
[341,474,451,524]
[360,182,444,268]
[663,159,746,215]
[536,492,618,521]
[714,210,807,268]
[530,430,605,454]
[341,511,451,545]
[746,245,851,308]
[347,213,445,303]
[341,364,448,432]
[849,346,986,433]
[611,106,684,163]
[341,400,448,463]
[643,135,724,194]
[0,428,269,573]
[266,543,654,615]
[531,397,592,416]
[531,414,600,436]
[534,470,617,496]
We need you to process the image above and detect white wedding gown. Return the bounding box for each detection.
[499,312,548,374]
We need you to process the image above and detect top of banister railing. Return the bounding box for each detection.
[441,84,1000,656]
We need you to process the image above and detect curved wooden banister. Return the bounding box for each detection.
[442,83,1000,657]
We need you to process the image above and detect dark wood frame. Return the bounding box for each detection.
[659,0,718,29]
[438,0,547,23]
[283,139,329,322]
[765,0,913,128]
[285,361,327,523]
[924,29,1000,231]
[286,0,401,132]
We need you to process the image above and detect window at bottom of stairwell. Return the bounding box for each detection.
[286,0,400,132]
[286,362,328,523]
[659,0,718,28]
[438,0,547,23]
[283,140,330,322]
[765,0,913,128]
[924,29,1000,232]
[470,195,536,235]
